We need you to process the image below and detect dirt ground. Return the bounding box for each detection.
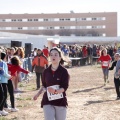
[1,64,120,120]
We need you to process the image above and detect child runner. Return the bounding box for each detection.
[98,48,111,86]
[33,47,70,120]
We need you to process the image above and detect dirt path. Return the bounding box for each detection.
[2,65,120,120]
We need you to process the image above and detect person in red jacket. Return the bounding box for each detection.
[4,56,29,112]
[98,48,112,85]
[42,45,49,58]
[33,47,69,120]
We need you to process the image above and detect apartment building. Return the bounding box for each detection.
[0,12,117,37]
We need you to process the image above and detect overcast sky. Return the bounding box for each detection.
[0,0,120,36]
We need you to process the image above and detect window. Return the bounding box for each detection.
[18,27,22,30]
[54,18,59,21]
[86,26,92,29]
[92,26,97,29]
[92,25,106,29]
[59,18,64,21]
[103,25,106,28]
[34,27,38,30]
[97,26,102,29]
[12,19,17,22]
[6,27,11,30]
[34,19,38,21]
[60,26,64,29]
[28,27,34,30]
[65,26,70,29]
[44,27,50,29]
[50,27,54,29]
[92,18,97,20]
[0,27,5,30]
[80,26,86,29]
[18,19,22,21]
[65,18,70,21]
[22,19,27,22]
[23,27,28,30]
[76,26,80,29]
[102,33,106,36]
[12,27,17,30]
[6,19,11,22]
[38,19,43,22]
[87,34,92,36]
[43,27,54,30]
[71,18,75,21]
[76,18,81,21]
[38,27,43,30]
[86,18,92,21]
[28,19,32,21]
[2,19,5,22]
[44,19,48,21]
[71,34,75,36]
[54,26,59,29]
[49,18,54,21]
[102,17,106,20]
[70,26,76,29]
[82,18,86,20]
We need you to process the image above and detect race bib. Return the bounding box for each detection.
[47,85,63,101]
[102,61,109,66]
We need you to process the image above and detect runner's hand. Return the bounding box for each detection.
[47,87,55,94]
[33,94,39,100]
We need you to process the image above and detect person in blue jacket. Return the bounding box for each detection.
[0,52,11,116]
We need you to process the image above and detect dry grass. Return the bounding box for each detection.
[1,64,120,120]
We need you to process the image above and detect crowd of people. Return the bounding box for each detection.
[59,44,117,66]
[0,43,120,120]
[0,46,31,116]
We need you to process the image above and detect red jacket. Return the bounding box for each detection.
[41,65,69,108]
[98,55,111,68]
[42,48,49,58]
[7,63,29,76]
[82,47,88,57]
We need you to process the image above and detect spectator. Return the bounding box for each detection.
[32,49,48,90]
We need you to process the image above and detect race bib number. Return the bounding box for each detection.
[102,61,109,66]
[47,85,63,101]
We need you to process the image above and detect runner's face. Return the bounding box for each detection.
[11,49,15,55]
[37,50,42,55]
[103,50,107,55]
[50,50,61,64]
[114,55,120,61]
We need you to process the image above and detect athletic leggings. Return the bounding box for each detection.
[102,68,109,80]
[35,72,42,89]
[4,80,15,108]
[0,84,4,108]
[0,83,7,111]
[114,77,120,97]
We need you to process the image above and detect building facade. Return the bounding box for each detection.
[0,12,117,37]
